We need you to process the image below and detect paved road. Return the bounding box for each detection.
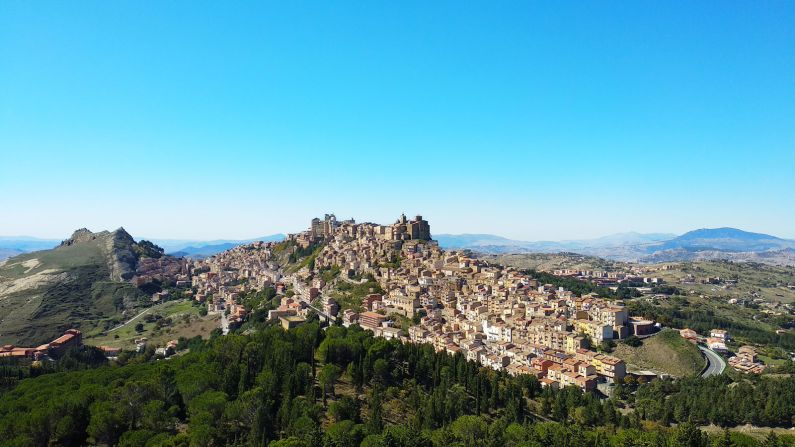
[699,346,727,377]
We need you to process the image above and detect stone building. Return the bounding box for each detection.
[392,214,431,241]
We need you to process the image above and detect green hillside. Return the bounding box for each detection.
[0,230,153,346]
[613,329,705,377]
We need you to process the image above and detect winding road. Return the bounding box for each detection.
[699,346,727,377]
[107,307,154,333]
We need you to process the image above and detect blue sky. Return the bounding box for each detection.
[1,1,793,240]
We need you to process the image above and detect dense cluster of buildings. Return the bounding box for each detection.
[294,213,431,249]
[190,241,283,328]
[552,268,664,288]
[130,256,191,287]
[257,214,660,392]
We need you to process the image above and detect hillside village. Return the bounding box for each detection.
[189,214,671,392]
[4,215,782,380]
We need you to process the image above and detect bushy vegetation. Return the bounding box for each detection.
[238,287,279,326]
[319,265,341,284]
[612,330,705,377]
[333,274,385,311]
[635,374,795,427]
[132,240,164,259]
[0,346,108,391]
[628,300,795,350]
[520,270,614,298]
[288,242,324,271]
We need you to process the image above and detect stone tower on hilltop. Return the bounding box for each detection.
[394,214,431,241]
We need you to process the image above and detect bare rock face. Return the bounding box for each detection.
[58,228,141,281]
[106,228,138,281]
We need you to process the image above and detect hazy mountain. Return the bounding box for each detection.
[633,228,795,264]
[0,228,168,345]
[435,232,675,254]
[434,234,525,249]
[655,228,794,252]
[0,248,24,261]
[165,234,285,258]
[437,228,795,265]
[0,236,61,261]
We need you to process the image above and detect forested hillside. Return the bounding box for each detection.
[2,322,795,447]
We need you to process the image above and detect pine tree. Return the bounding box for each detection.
[672,420,707,447]
[368,385,384,434]
[716,428,733,447]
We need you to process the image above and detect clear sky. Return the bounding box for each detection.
[1,1,793,241]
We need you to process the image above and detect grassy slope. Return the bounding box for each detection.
[84,299,219,349]
[332,278,384,312]
[613,329,705,377]
[482,254,795,305]
[479,253,619,272]
[653,261,795,304]
[0,240,147,346]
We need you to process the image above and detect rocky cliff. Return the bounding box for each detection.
[59,228,140,281]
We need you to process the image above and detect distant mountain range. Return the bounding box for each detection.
[0,236,61,261]
[3,227,794,265]
[165,234,285,259]
[436,228,795,265]
[435,232,675,252]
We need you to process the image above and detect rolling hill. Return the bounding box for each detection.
[0,234,288,261]
[613,329,705,377]
[0,228,169,346]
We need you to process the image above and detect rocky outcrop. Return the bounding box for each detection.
[106,228,139,281]
[60,228,99,246]
[58,228,140,281]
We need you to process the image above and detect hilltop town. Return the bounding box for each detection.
[2,214,794,446]
[5,214,784,381]
[188,214,659,392]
